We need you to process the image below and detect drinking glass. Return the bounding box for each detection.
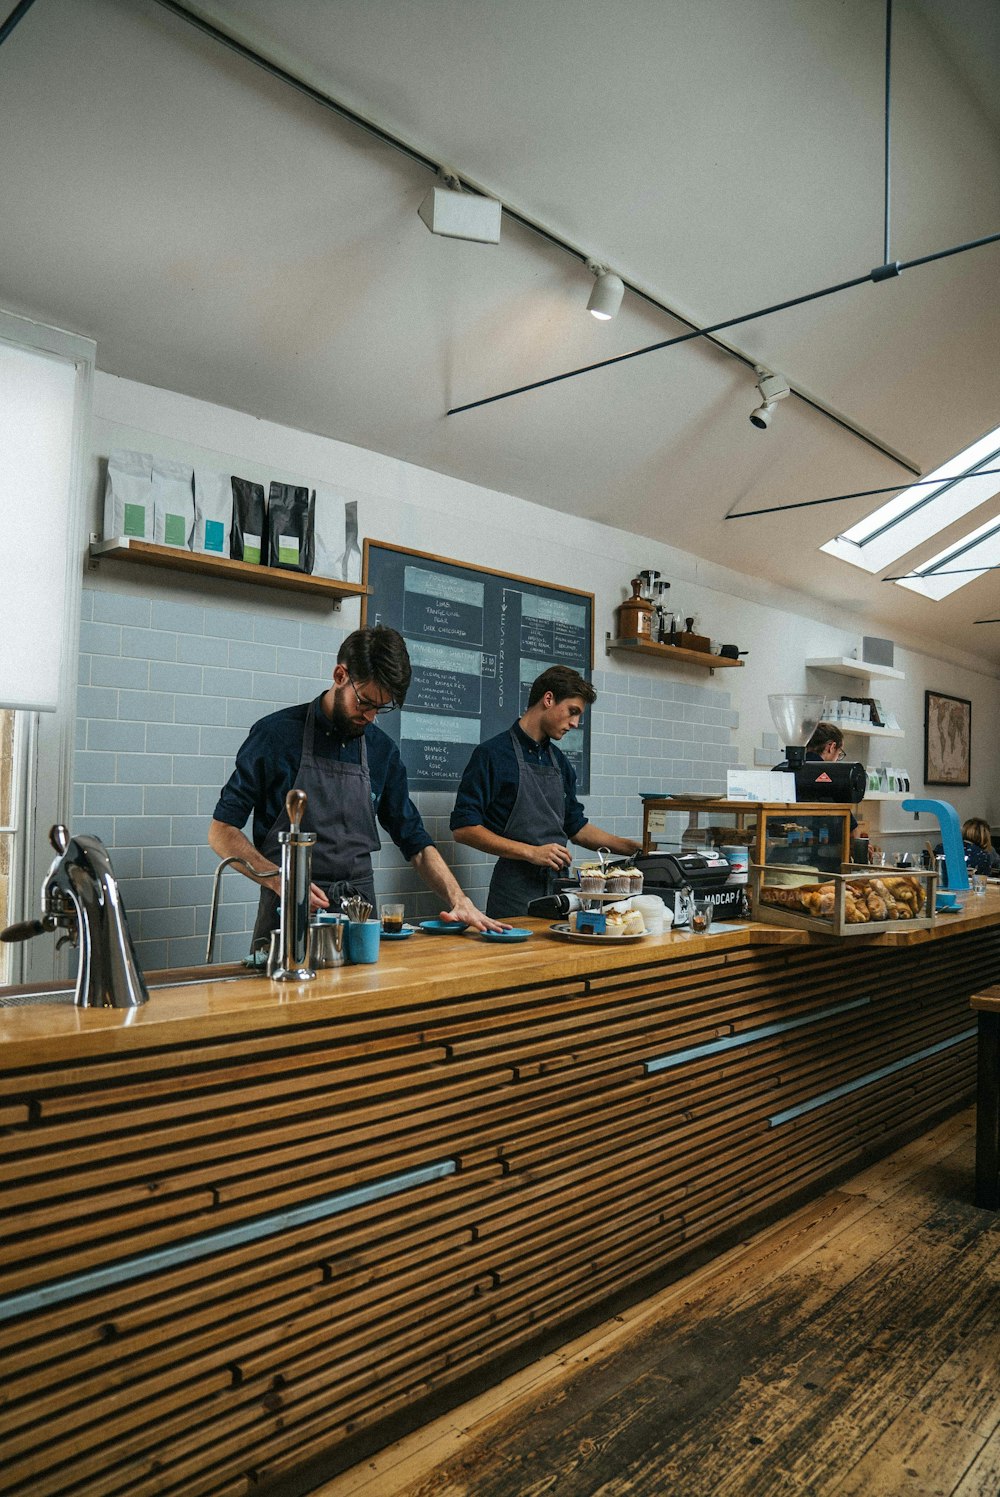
[381,902,406,933]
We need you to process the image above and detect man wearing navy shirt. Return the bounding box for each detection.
[210,625,500,941]
[451,665,641,917]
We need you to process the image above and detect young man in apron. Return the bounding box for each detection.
[450,666,642,918]
[210,626,501,942]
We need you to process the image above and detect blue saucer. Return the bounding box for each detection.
[480,928,532,943]
[380,924,416,939]
[935,894,959,911]
[419,919,470,934]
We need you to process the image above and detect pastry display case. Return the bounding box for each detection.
[751,863,936,936]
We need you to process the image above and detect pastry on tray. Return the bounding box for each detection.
[604,908,646,936]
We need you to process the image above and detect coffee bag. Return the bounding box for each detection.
[193,467,232,556]
[151,458,194,548]
[231,476,266,564]
[104,449,153,540]
[267,482,314,573]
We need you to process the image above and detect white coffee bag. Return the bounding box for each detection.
[104,449,153,540]
[314,485,361,581]
[151,458,195,548]
[193,467,232,556]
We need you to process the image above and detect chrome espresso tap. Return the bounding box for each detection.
[270,788,317,982]
[0,825,148,1008]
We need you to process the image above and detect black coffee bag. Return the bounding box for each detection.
[267,483,315,573]
[230,477,266,564]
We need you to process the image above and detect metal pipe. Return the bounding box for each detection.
[0,0,39,50]
[446,233,1000,421]
[205,856,273,964]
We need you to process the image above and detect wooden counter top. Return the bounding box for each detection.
[4,891,1000,1064]
[4,895,996,1497]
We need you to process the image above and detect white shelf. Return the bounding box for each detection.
[863,791,909,802]
[840,723,904,740]
[806,656,905,682]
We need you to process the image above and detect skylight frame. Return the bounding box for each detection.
[821,425,1000,579]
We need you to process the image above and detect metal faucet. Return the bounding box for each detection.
[270,789,317,982]
[205,856,274,964]
[0,825,148,1008]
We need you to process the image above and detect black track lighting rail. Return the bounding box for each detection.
[727,467,1000,522]
[445,233,999,424]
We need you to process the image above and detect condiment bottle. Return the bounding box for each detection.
[617,577,656,641]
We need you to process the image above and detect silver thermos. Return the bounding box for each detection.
[269,789,317,981]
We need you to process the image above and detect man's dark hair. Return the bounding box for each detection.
[805,720,844,754]
[338,627,412,705]
[527,666,596,709]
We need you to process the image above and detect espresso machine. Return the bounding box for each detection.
[769,693,867,805]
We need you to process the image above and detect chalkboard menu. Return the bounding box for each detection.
[362,541,594,792]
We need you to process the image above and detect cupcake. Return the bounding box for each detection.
[622,908,646,935]
[578,863,606,894]
[604,866,630,895]
[615,865,642,896]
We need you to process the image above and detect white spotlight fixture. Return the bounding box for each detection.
[418,167,502,244]
[586,261,625,321]
[750,366,790,429]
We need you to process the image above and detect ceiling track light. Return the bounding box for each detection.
[586,261,625,321]
[750,365,790,429]
[418,166,502,243]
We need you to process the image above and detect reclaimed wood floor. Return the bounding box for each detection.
[311,1109,1000,1497]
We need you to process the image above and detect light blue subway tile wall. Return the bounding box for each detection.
[75,582,739,966]
[75,579,348,970]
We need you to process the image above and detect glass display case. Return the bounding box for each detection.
[641,797,853,869]
[752,863,936,936]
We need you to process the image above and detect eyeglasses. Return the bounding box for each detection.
[347,672,397,715]
[835,748,846,761]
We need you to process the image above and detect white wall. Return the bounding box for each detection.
[95,373,1000,798]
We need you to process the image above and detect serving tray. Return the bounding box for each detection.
[547,922,647,944]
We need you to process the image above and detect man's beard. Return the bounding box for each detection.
[330,697,367,738]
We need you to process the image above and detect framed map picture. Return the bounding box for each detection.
[924,690,971,787]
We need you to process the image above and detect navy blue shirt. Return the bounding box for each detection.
[450,721,588,839]
[213,697,433,861]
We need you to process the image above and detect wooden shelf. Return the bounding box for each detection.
[806,656,905,682]
[605,634,744,671]
[89,538,369,607]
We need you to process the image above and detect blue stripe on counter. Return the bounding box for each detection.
[769,1027,977,1127]
[0,1158,456,1325]
[644,995,871,1076]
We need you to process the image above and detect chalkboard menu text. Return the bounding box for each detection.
[362,542,594,792]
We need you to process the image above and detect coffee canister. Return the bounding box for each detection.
[616,577,656,641]
[721,845,749,884]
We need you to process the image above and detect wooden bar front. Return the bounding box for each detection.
[3,905,998,1496]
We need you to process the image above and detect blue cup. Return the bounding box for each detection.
[346,919,381,964]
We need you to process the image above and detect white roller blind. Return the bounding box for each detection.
[0,341,79,711]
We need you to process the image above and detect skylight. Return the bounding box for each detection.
[821,426,1000,586]
[894,511,1000,600]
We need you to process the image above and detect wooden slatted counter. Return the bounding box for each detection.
[3,901,999,1496]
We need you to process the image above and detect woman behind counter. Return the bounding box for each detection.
[957,817,1000,876]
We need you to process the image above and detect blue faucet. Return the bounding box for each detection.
[901,798,969,892]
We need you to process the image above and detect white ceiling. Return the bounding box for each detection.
[2,0,999,663]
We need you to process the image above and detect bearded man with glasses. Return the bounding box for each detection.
[210,625,501,941]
